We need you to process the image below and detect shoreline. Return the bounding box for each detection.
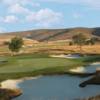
[0,76,41,90]
[0,61,99,99]
[0,71,95,90]
[0,76,41,100]
[0,73,99,100]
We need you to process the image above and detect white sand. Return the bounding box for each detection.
[1,79,23,89]
[50,54,80,59]
[50,54,66,58]
[1,76,41,89]
[90,62,100,65]
[69,67,86,73]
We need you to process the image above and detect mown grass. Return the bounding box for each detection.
[0,53,100,81]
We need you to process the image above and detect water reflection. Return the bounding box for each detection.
[15,74,100,100]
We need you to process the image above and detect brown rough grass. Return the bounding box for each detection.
[0,43,100,55]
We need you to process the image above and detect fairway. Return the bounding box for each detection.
[0,56,82,73]
[0,53,100,81]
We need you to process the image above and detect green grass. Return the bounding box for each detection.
[0,58,83,73]
[0,53,100,81]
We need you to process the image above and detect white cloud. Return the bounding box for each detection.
[2,0,100,10]
[26,8,63,27]
[3,0,40,15]
[0,15,19,23]
[4,15,18,23]
[1,0,40,7]
[8,3,31,14]
[0,17,4,22]
[0,1,63,27]
[84,0,100,9]
[2,0,30,6]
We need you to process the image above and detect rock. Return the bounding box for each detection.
[79,75,100,87]
[0,88,22,100]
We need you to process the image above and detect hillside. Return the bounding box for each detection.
[0,27,100,43]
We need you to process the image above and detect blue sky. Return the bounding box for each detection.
[0,0,100,32]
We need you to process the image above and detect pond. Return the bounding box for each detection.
[85,63,100,73]
[14,75,100,100]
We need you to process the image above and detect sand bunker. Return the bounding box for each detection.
[50,54,81,59]
[0,76,41,89]
[1,79,23,89]
[69,67,86,73]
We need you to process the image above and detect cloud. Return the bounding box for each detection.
[26,8,63,27]
[85,0,100,9]
[0,15,19,23]
[2,0,100,10]
[3,0,40,15]
[4,15,18,23]
[0,1,63,27]
[1,0,40,7]
[2,0,31,6]
[8,3,31,14]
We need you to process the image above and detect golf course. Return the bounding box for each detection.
[1,0,100,99]
[0,53,100,81]
[0,53,100,100]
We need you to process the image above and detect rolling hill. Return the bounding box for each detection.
[0,27,100,44]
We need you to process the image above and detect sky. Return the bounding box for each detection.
[0,0,100,33]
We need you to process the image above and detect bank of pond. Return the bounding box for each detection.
[14,75,100,100]
[0,62,99,100]
[0,54,100,100]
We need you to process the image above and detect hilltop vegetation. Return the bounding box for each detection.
[0,27,100,55]
[0,27,100,43]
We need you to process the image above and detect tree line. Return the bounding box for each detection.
[3,33,99,55]
[69,33,99,52]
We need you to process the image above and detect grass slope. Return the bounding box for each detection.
[0,27,100,42]
[0,53,100,81]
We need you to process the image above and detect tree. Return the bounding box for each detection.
[8,37,23,55]
[85,37,98,45]
[69,41,73,46]
[72,33,87,53]
[3,41,9,45]
[89,37,98,45]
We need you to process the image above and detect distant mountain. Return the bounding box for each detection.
[0,27,100,42]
